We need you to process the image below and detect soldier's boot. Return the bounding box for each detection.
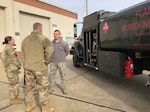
[42,106,55,112]
[26,103,36,112]
[10,98,22,105]
[61,86,67,95]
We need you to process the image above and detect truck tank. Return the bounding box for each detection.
[100,0,150,52]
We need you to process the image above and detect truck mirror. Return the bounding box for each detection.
[74,34,77,37]
[73,24,77,38]
[74,24,76,27]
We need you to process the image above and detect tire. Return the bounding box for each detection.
[73,51,80,67]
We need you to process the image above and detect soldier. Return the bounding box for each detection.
[1,36,22,105]
[21,22,54,112]
[49,30,70,94]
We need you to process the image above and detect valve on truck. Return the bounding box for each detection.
[125,57,134,78]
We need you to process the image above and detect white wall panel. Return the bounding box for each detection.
[20,12,50,42]
[0,7,6,52]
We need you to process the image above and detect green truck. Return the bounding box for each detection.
[70,0,150,78]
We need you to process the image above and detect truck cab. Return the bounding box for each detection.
[70,10,114,68]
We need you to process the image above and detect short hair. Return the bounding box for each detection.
[54,30,61,34]
[33,22,42,30]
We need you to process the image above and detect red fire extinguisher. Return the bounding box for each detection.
[125,57,134,78]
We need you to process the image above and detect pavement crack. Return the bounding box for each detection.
[0,105,12,111]
[67,69,93,81]
[50,93,126,112]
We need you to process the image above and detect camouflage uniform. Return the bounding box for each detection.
[24,70,49,106]
[21,31,54,106]
[50,62,66,89]
[1,45,21,100]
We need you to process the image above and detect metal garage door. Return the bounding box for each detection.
[0,7,6,52]
[20,12,50,42]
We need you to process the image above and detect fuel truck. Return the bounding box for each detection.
[70,0,150,78]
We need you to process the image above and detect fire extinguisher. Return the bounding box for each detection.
[125,57,134,78]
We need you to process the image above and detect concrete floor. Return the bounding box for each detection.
[0,55,150,112]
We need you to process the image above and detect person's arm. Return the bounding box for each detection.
[64,42,70,56]
[7,46,21,69]
[43,38,54,64]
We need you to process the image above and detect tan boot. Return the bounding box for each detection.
[10,98,22,105]
[42,106,55,112]
[26,103,36,112]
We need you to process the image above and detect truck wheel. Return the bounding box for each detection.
[73,52,80,67]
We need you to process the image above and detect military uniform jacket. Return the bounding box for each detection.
[21,31,54,71]
[1,45,21,72]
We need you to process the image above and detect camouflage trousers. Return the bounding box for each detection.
[49,62,66,88]
[24,69,49,106]
[6,71,20,100]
